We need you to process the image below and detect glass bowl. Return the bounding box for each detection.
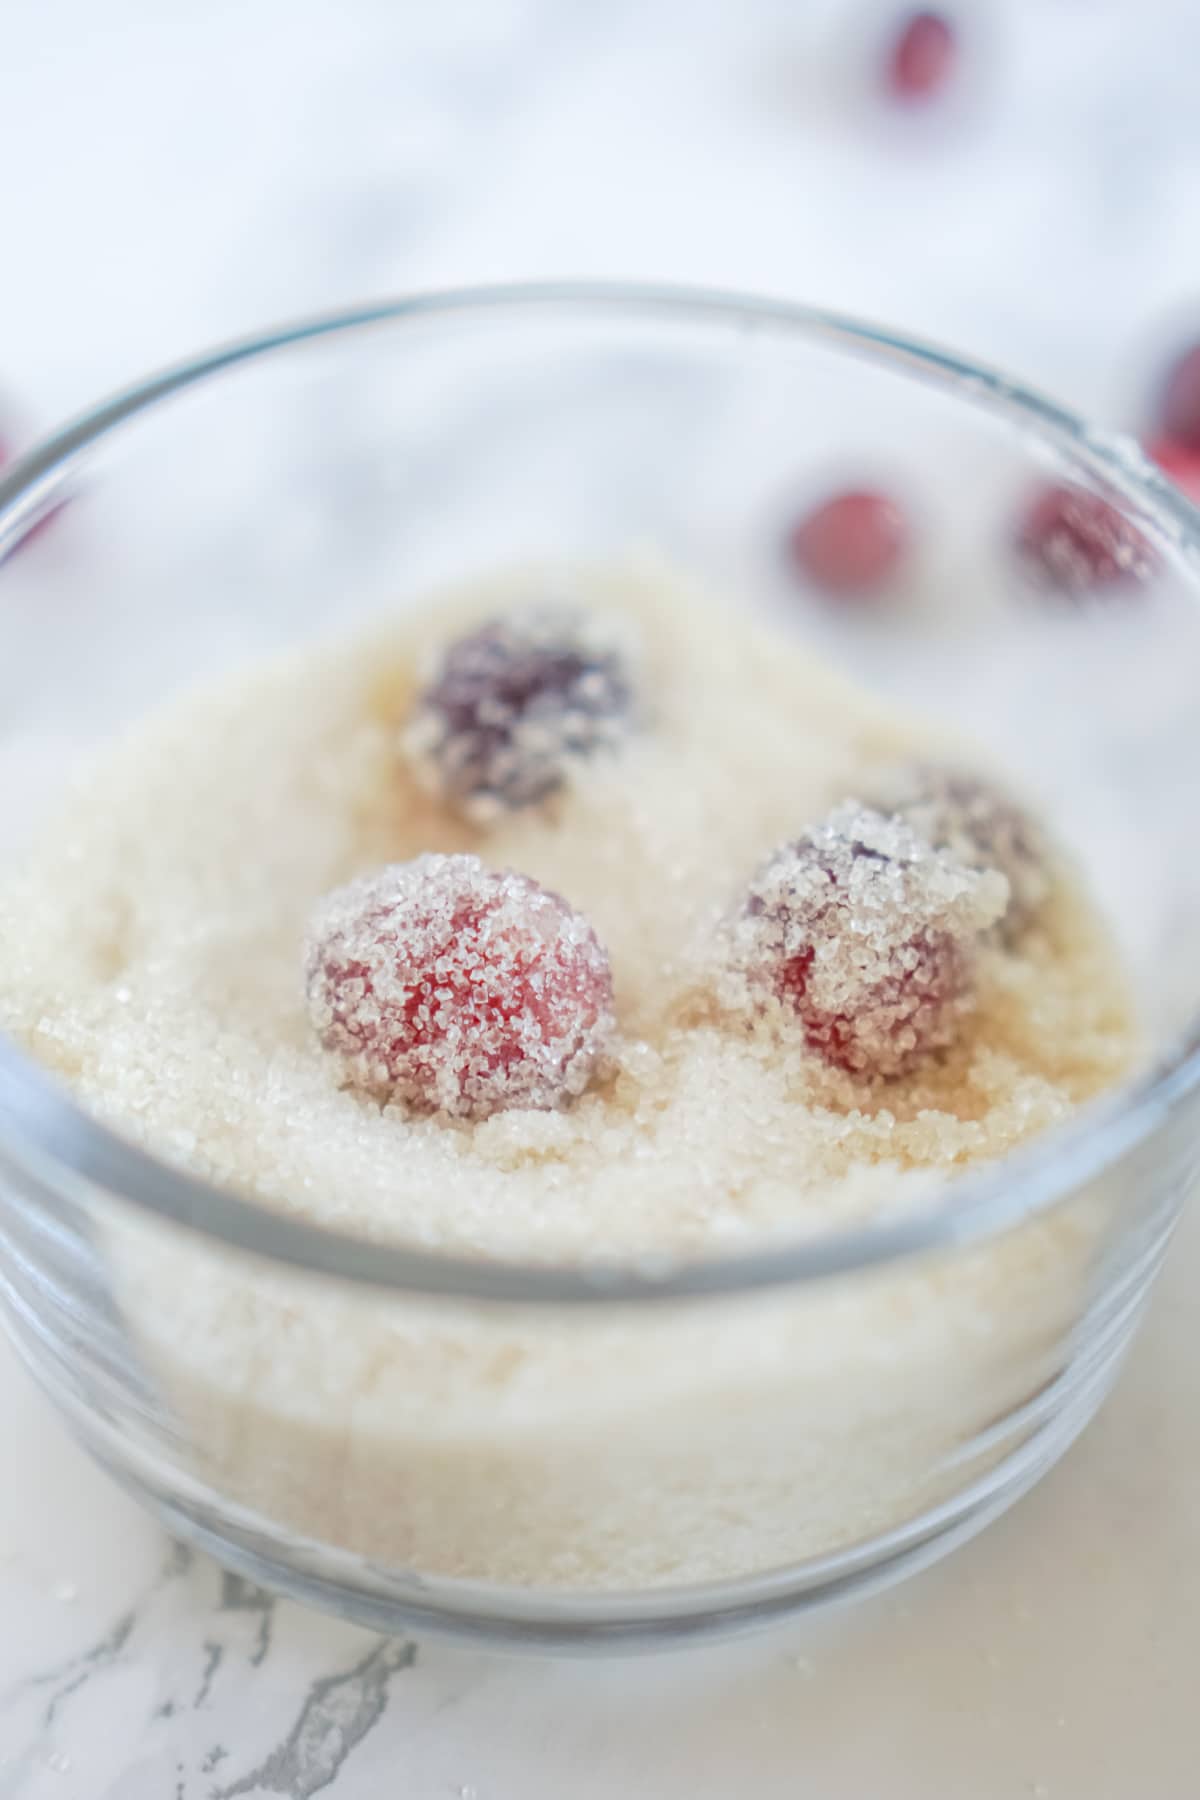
[0,284,1198,1653]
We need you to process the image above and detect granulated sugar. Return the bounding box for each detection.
[0,564,1133,1260]
[0,564,1139,1588]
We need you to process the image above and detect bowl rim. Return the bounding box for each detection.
[1,278,1199,1304]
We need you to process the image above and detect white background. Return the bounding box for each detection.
[1,1,1199,1794]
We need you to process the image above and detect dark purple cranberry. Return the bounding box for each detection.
[404,607,634,815]
[866,763,1051,943]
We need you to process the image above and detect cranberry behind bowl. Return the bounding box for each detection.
[786,488,909,600]
[883,10,958,101]
[1014,483,1156,599]
[1155,342,1200,452]
[1147,435,1200,501]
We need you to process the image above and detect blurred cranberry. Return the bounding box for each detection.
[1015,483,1155,598]
[1147,434,1200,501]
[787,489,909,599]
[1155,343,1200,450]
[885,10,957,101]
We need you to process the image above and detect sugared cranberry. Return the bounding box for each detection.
[884,11,958,101]
[305,854,615,1119]
[786,490,908,600]
[730,804,1005,1078]
[865,763,1050,943]
[1147,435,1200,501]
[1155,342,1200,451]
[1014,483,1156,598]
[404,605,634,818]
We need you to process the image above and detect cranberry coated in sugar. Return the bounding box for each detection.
[404,606,634,817]
[306,854,615,1120]
[865,763,1051,943]
[731,804,1005,1078]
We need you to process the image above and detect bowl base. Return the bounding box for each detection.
[10,1322,1125,1656]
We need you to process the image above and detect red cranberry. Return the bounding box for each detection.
[1147,435,1200,502]
[305,854,615,1119]
[884,11,958,101]
[731,804,1005,1079]
[1155,343,1200,451]
[404,606,634,817]
[786,490,909,600]
[1014,483,1156,598]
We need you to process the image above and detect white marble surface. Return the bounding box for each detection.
[2,0,1200,1793]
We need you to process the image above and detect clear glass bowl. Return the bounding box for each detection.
[1,285,1199,1652]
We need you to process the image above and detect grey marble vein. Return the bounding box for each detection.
[35,1607,137,1729]
[1,1536,191,1735]
[218,1575,276,1669]
[0,1537,201,1797]
[212,1641,418,1800]
[194,1642,224,1710]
